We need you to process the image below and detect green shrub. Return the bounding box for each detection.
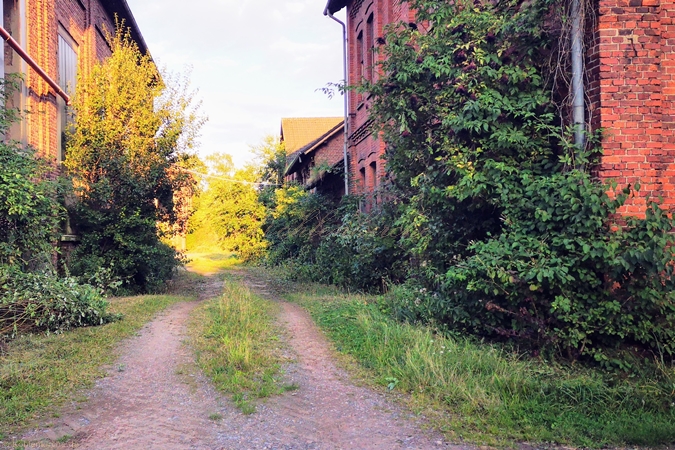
[264,187,403,291]
[0,265,120,340]
[0,77,63,269]
[64,28,202,293]
[442,168,675,360]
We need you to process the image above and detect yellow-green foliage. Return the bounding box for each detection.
[188,154,267,261]
[64,26,204,292]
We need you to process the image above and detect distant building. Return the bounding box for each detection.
[282,117,346,198]
[1,0,148,166]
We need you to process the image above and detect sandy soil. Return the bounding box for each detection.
[12,273,470,450]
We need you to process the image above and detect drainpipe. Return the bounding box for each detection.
[324,4,350,196]
[0,25,70,104]
[571,0,584,161]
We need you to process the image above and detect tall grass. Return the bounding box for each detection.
[0,293,188,433]
[189,277,292,413]
[287,285,675,448]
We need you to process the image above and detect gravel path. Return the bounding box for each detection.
[15,273,470,450]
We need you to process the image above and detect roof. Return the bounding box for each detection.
[102,0,149,57]
[280,117,343,154]
[285,120,344,176]
[324,0,349,15]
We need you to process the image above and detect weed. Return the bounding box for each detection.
[188,275,290,414]
[56,434,72,443]
[208,413,223,421]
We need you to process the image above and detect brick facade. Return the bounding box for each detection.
[3,0,146,166]
[342,0,412,196]
[589,0,675,216]
[329,0,675,215]
[284,120,346,197]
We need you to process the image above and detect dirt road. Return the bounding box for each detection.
[17,273,468,450]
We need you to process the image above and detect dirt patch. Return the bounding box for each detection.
[13,272,471,450]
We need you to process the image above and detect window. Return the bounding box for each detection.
[356,29,364,81]
[57,27,78,162]
[58,31,78,95]
[370,161,377,190]
[366,13,375,82]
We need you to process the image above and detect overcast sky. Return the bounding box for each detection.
[124,0,346,167]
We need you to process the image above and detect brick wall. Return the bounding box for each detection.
[8,0,126,163]
[587,0,675,216]
[346,0,411,195]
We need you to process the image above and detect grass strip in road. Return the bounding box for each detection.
[189,276,293,414]
[0,292,188,434]
[285,282,675,449]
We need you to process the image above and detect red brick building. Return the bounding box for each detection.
[325,0,413,197]
[2,0,148,164]
[282,117,346,197]
[326,0,675,215]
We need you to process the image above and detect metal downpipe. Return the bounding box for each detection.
[324,4,350,196]
[571,0,585,157]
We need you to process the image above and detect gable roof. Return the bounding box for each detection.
[285,120,344,176]
[281,117,343,154]
[102,0,149,56]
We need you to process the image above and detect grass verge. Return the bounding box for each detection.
[0,290,190,434]
[188,275,292,414]
[282,281,675,449]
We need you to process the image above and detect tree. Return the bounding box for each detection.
[64,27,205,293]
[188,153,267,260]
[250,134,287,188]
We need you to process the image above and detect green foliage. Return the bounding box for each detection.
[0,266,120,340]
[65,27,203,293]
[358,0,675,361]
[0,77,63,269]
[251,134,287,187]
[188,154,267,260]
[264,187,404,291]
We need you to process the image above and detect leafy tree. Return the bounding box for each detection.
[188,153,267,260]
[65,27,204,293]
[251,134,287,187]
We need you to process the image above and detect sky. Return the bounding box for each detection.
[124,0,347,167]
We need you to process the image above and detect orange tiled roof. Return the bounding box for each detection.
[280,117,343,153]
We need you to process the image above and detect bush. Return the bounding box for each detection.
[442,168,675,360]
[0,266,120,340]
[264,187,404,291]
[0,77,63,269]
[64,28,202,293]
